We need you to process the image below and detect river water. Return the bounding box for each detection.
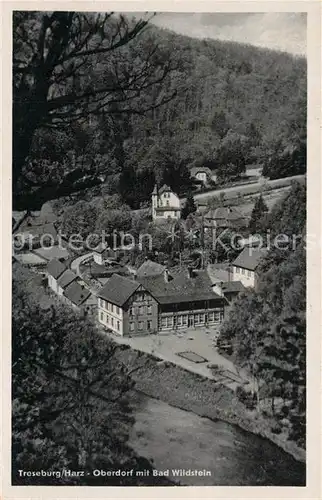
[129,394,305,486]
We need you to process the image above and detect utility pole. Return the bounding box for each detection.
[201,212,205,269]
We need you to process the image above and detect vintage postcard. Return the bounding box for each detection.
[1,0,321,498]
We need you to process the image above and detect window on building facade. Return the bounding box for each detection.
[111,317,114,327]
[117,321,120,331]
[161,317,167,328]
[138,321,143,330]
[147,305,152,315]
[116,306,120,315]
[106,314,109,324]
[130,322,135,332]
[129,307,133,316]
[166,200,169,206]
[111,304,114,313]
[147,320,152,330]
[199,313,205,324]
[248,270,252,278]
[214,312,221,322]
[100,312,103,321]
[194,313,200,324]
[241,268,245,275]
[139,306,144,315]
[182,315,188,325]
[166,316,174,328]
[177,315,182,326]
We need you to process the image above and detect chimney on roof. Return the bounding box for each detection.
[213,280,224,297]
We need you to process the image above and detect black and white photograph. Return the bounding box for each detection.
[6,5,315,491]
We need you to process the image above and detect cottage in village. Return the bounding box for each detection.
[190,166,214,185]
[151,184,181,220]
[47,259,95,311]
[63,280,96,311]
[13,210,58,249]
[231,247,267,288]
[136,259,171,281]
[204,206,247,230]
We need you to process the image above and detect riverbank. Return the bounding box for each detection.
[115,344,306,465]
[129,392,305,486]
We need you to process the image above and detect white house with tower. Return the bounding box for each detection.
[151,184,181,220]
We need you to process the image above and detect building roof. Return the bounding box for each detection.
[98,273,140,307]
[90,261,129,278]
[64,281,91,307]
[138,269,224,305]
[33,246,70,261]
[47,259,67,279]
[93,242,108,254]
[136,259,166,278]
[206,264,231,283]
[14,252,48,266]
[190,166,212,177]
[204,206,245,221]
[232,247,267,271]
[158,184,172,194]
[57,269,77,289]
[221,281,246,293]
[15,222,58,239]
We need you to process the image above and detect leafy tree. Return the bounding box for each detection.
[216,131,248,182]
[13,11,177,196]
[61,200,97,239]
[181,191,197,219]
[249,194,268,233]
[218,183,306,447]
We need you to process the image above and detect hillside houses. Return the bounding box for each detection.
[47,259,95,311]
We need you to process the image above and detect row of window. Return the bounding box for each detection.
[234,266,253,278]
[159,311,222,329]
[98,298,120,315]
[130,320,153,332]
[134,292,150,302]
[100,311,121,331]
[129,304,152,316]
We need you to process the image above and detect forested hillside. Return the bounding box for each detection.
[14,13,306,209]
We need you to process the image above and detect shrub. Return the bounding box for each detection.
[271,424,282,435]
[235,385,257,410]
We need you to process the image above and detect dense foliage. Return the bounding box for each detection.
[14,12,306,209]
[219,182,306,447]
[11,265,170,485]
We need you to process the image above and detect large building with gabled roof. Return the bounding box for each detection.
[97,266,230,336]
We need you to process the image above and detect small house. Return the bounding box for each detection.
[232,247,267,288]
